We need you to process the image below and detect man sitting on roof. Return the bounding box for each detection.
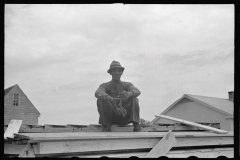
[95,60,142,132]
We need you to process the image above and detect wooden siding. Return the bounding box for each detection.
[154,98,231,130]
[4,86,39,125]
[220,118,233,131]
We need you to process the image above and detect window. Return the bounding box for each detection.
[211,123,220,129]
[13,94,19,106]
[196,122,220,129]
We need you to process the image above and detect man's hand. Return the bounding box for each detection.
[105,95,119,109]
[105,95,127,117]
[105,95,118,109]
[120,91,133,101]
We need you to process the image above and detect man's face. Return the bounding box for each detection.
[110,68,123,81]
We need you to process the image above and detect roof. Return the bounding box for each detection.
[4,84,17,97]
[152,93,233,123]
[185,94,233,116]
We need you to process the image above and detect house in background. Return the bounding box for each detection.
[4,84,41,125]
[151,92,234,131]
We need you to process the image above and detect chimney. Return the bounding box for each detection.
[228,91,234,101]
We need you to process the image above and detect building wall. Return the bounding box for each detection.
[220,118,234,131]
[4,86,39,125]
[154,98,233,131]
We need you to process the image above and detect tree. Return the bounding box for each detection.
[140,118,151,127]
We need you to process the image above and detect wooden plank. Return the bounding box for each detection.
[84,125,136,132]
[12,131,233,155]
[155,115,228,134]
[16,124,203,133]
[6,130,233,156]
[19,126,141,133]
[14,131,233,142]
[36,138,158,154]
[26,124,44,128]
[19,128,76,133]
[20,124,44,129]
[44,124,67,128]
[32,136,232,154]
[146,130,177,157]
[66,124,88,128]
[15,132,167,141]
[174,137,233,147]
[75,151,147,158]
[32,136,232,148]
[4,119,23,139]
[18,143,35,157]
[4,146,233,158]
[4,144,26,154]
[18,126,136,133]
[150,125,200,131]
[166,147,233,158]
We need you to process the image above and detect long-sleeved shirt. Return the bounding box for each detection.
[95,80,141,100]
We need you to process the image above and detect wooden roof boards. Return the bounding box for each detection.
[66,124,88,128]
[14,131,233,142]
[11,131,233,157]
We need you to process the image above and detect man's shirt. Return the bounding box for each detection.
[95,80,141,100]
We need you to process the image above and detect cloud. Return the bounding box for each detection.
[4,4,234,124]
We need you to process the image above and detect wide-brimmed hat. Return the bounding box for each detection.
[107,60,125,74]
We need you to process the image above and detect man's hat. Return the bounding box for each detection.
[107,60,125,74]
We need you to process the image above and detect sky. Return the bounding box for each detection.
[4,4,234,125]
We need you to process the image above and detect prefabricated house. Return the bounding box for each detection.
[4,84,41,125]
[151,92,234,131]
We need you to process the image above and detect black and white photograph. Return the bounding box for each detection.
[4,4,234,158]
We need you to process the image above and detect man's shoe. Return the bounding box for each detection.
[133,122,142,132]
[102,125,112,132]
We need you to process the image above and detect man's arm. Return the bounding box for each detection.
[95,83,110,100]
[126,82,141,98]
[120,82,141,101]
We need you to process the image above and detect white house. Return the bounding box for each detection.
[151,92,234,131]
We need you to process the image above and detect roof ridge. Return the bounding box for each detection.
[4,84,18,96]
[185,94,228,100]
[4,84,17,90]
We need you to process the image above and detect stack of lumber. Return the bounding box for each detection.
[4,115,233,158]
[4,131,233,158]
[5,115,214,133]
[4,123,205,133]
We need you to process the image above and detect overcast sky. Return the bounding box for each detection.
[4,4,234,125]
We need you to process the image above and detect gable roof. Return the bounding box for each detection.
[4,84,16,97]
[151,93,233,123]
[185,94,233,116]
[4,84,41,115]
